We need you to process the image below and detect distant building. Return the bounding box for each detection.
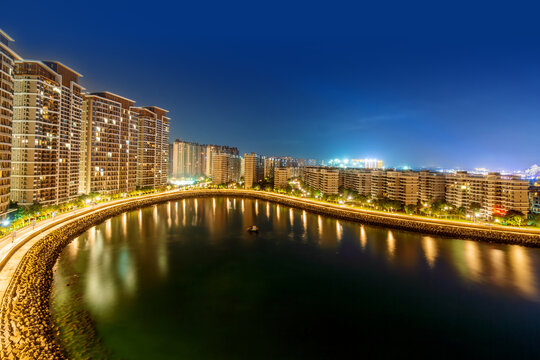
[204,144,239,178]
[530,186,540,214]
[386,170,419,205]
[418,170,446,202]
[244,153,264,188]
[341,169,372,196]
[170,140,205,180]
[212,153,241,185]
[301,166,339,195]
[370,170,387,199]
[350,159,383,169]
[446,171,529,218]
[274,167,291,188]
[264,157,278,178]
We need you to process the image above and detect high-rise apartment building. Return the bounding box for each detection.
[204,144,239,178]
[11,60,82,205]
[212,153,241,185]
[80,92,138,194]
[264,157,278,178]
[133,106,169,189]
[42,61,83,202]
[244,153,264,188]
[0,30,21,214]
[170,140,239,180]
[170,140,207,180]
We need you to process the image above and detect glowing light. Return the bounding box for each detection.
[422,237,438,268]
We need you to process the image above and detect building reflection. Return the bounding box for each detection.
[422,236,437,268]
[289,208,294,226]
[387,231,396,258]
[360,226,367,249]
[463,241,482,282]
[336,221,342,241]
[57,197,540,322]
[509,246,539,300]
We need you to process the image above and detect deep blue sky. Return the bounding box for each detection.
[3,0,539,170]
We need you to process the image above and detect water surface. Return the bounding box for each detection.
[51,197,540,358]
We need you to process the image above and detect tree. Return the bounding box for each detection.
[505,210,525,227]
[469,202,482,213]
[404,204,416,215]
[528,213,540,227]
[455,206,466,219]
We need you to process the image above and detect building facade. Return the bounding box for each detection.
[0,30,21,214]
[169,140,240,180]
[301,166,339,195]
[80,92,138,195]
[530,186,540,214]
[11,60,82,205]
[133,106,169,189]
[212,153,241,185]
[244,153,264,188]
[274,167,290,189]
[170,140,205,180]
[418,170,446,203]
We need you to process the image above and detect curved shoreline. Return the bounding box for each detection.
[1,189,539,358]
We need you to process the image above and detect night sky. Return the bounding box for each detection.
[3,0,539,170]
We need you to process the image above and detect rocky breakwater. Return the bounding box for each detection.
[232,191,540,247]
[0,192,200,359]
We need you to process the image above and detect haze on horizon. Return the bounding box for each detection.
[3,0,539,170]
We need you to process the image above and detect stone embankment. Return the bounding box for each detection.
[1,189,539,359]
[239,191,540,246]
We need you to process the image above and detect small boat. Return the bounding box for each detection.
[246,225,259,233]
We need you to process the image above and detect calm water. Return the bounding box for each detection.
[51,197,540,359]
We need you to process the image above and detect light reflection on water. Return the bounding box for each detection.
[51,197,540,359]
[422,236,437,268]
[63,198,540,310]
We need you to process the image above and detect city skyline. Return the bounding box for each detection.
[3,1,539,170]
